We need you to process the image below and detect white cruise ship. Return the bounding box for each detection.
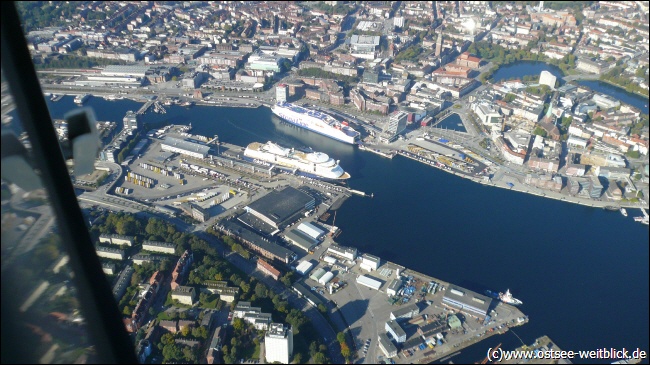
[243,141,350,180]
[271,102,359,144]
[74,94,90,104]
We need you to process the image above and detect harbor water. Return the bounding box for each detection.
[6,88,648,362]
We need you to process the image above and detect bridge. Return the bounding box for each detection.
[137,100,154,115]
[562,73,600,82]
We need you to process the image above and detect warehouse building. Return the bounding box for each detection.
[442,284,492,320]
[310,268,327,282]
[283,229,318,253]
[161,136,211,159]
[356,275,382,291]
[297,222,325,240]
[386,279,403,296]
[295,261,314,276]
[245,187,315,230]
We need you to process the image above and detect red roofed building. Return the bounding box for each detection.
[456,52,482,69]
[257,259,281,281]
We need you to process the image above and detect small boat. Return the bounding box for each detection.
[604,206,618,211]
[499,289,523,306]
[620,208,627,217]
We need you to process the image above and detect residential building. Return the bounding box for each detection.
[142,240,176,254]
[171,286,196,306]
[265,323,293,364]
[257,259,281,281]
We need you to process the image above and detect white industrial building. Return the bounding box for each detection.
[357,275,382,291]
[161,137,211,159]
[295,261,313,275]
[386,279,402,296]
[318,271,335,285]
[327,244,357,260]
[323,256,337,265]
[297,222,325,240]
[361,254,380,271]
[265,323,293,364]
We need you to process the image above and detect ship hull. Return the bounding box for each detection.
[271,105,358,145]
[243,156,349,181]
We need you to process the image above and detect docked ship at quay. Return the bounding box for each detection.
[271,102,360,144]
[243,141,351,181]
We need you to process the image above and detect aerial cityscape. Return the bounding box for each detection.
[1,1,648,364]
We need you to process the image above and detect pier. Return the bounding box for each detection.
[136,100,154,115]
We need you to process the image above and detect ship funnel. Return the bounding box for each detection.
[336,160,340,164]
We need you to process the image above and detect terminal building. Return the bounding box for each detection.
[161,136,211,159]
[265,323,293,364]
[244,187,315,231]
[442,284,492,320]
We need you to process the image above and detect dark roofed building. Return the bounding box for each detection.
[283,229,318,253]
[245,187,315,229]
[218,218,296,264]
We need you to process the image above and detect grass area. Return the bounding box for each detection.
[198,294,221,309]
[453,104,462,109]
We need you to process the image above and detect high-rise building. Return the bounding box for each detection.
[382,111,408,142]
[265,323,293,364]
[276,84,288,102]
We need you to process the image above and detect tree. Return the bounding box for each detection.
[233,318,245,332]
[180,324,190,337]
[340,342,351,360]
[254,283,267,298]
[337,332,346,344]
[313,352,328,364]
[309,341,319,357]
[162,343,183,362]
[293,353,302,364]
[317,304,327,313]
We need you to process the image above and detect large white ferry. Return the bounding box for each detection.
[243,141,350,180]
[271,102,359,144]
